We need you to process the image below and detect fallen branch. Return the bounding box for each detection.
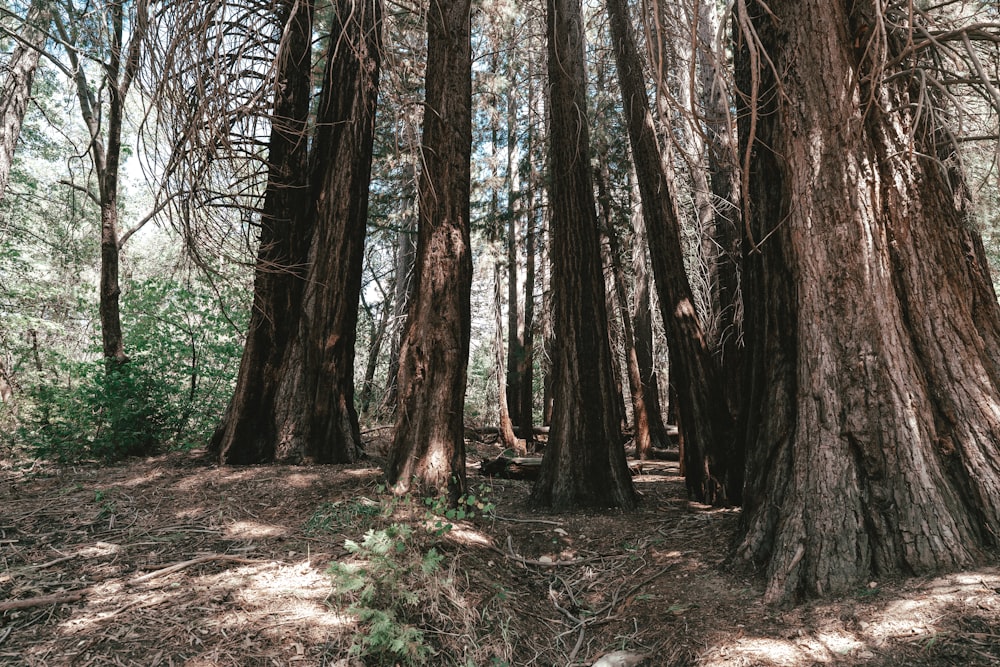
[0,589,88,612]
[129,554,265,585]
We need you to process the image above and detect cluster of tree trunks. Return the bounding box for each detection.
[211,0,382,465]
[734,0,1000,602]
[189,0,1000,607]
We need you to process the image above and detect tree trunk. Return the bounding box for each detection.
[696,0,743,406]
[212,0,382,464]
[360,293,390,416]
[210,0,314,463]
[59,2,147,367]
[530,0,637,511]
[0,0,51,203]
[379,210,417,417]
[385,0,473,502]
[606,0,738,503]
[735,0,1000,603]
[269,0,383,463]
[631,197,671,453]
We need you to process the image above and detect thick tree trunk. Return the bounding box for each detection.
[269,0,383,463]
[0,0,51,203]
[385,0,473,502]
[212,0,382,464]
[210,0,314,463]
[735,0,1000,603]
[530,0,637,511]
[606,0,738,503]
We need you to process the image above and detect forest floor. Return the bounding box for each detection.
[2,433,1000,667]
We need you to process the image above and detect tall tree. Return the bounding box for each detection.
[55,0,150,366]
[268,0,383,462]
[385,0,473,501]
[212,0,384,464]
[0,0,51,203]
[606,0,738,502]
[209,0,314,464]
[735,0,1000,603]
[530,0,637,511]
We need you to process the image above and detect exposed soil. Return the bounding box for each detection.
[2,434,999,666]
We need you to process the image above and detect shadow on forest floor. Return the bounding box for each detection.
[1,436,999,666]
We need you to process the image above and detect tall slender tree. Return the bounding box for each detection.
[56,0,150,366]
[606,0,738,502]
[735,0,1000,603]
[385,0,473,501]
[530,0,637,511]
[0,0,51,204]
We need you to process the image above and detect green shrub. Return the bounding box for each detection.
[18,359,170,463]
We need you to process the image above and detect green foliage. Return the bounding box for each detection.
[423,482,496,535]
[17,359,171,463]
[303,498,383,535]
[5,275,246,463]
[327,524,437,666]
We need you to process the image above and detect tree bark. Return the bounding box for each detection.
[529,0,637,511]
[695,0,743,406]
[0,0,51,203]
[385,0,473,502]
[735,0,1000,603]
[58,1,148,367]
[606,0,738,503]
[212,0,382,464]
[631,198,671,453]
[210,0,314,463]
[269,0,383,463]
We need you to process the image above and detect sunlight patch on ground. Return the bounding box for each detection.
[224,520,289,540]
[282,473,322,488]
[120,469,165,487]
[702,568,1000,666]
[443,523,494,548]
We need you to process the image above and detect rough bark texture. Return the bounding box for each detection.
[606,0,738,503]
[210,0,314,464]
[736,0,1000,603]
[0,0,50,203]
[529,0,637,511]
[696,0,742,401]
[385,0,473,501]
[269,0,383,463]
[212,0,382,464]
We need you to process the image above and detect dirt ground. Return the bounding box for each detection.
[2,434,1000,666]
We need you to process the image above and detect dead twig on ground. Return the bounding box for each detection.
[128,554,267,585]
[0,589,88,612]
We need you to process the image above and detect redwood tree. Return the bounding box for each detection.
[212,0,383,464]
[210,0,314,463]
[385,0,473,501]
[529,0,637,511]
[735,0,1000,602]
[606,0,738,502]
